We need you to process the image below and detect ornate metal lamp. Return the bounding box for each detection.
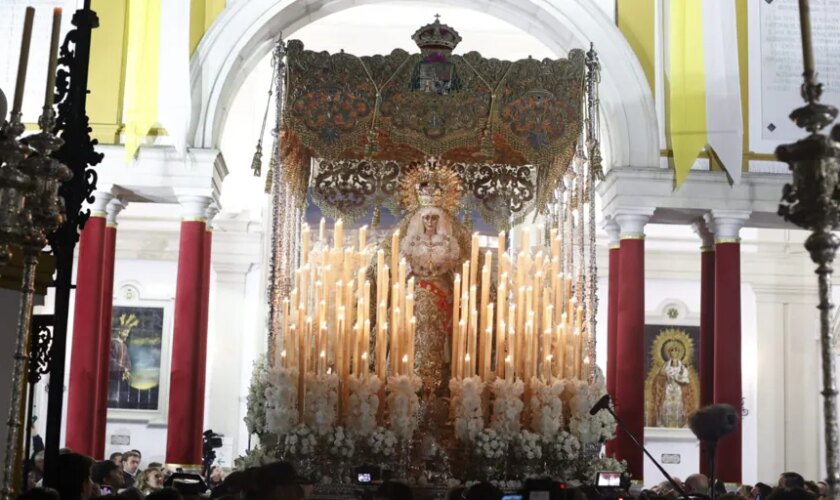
[0,111,33,273]
[776,0,840,496]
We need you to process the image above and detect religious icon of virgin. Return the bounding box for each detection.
[644,328,700,428]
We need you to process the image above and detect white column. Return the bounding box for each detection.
[613,207,655,238]
[603,217,620,249]
[105,199,127,227]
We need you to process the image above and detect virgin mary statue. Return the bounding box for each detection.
[379,162,470,435]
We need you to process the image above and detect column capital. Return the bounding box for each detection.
[177,195,214,222]
[613,207,655,240]
[691,218,715,251]
[89,191,114,218]
[105,199,127,228]
[205,203,221,231]
[602,217,621,248]
[703,210,751,243]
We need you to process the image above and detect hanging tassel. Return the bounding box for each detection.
[372,206,381,229]
[251,141,263,177]
[364,128,379,158]
[464,209,473,233]
[481,128,494,159]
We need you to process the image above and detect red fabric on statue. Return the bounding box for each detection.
[699,248,715,475]
[66,215,107,456]
[615,238,644,479]
[605,245,620,457]
[92,224,117,458]
[166,220,209,465]
[714,242,742,482]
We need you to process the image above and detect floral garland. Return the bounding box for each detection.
[347,374,381,437]
[304,373,340,436]
[514,430,543,462]
[473,428,507,460]
[547,430,581,463]
[529,377,565,439]
[327,426,356,459]
[245,356,269,436]
[566,379,615,445]
[489,378,524,436]
[453,376,485,442]
[367,426,398,458]
[264,367,299,436]
[386,374,422,441]
[284,423,318,457]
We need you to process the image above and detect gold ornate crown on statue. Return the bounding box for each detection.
[398,158,463,214]
[412,15,462,54]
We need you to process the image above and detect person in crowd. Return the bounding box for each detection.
[26,450,45,490]
[464,481,502,500]
[779,473,807,490]
[56,452,95,500]
[805,482,821,497]
[446,487,466,500]
[146,488,183,500]
[147,462,163,470]
[30,419,45,458]
[768,487,817,500]
[92,460,126,494]
[208,465,224,489]
[374,481,413,500]
[135,467,165,495]
[16,487,60,500]
[109,452,123,468]
[271,483,306,500]
[121,451,142,488]
[754,483,774,500]
[738,485,754,498]
[685,473,710,497]
[817,482,828,499]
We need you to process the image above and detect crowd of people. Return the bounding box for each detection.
[14,452,834,500]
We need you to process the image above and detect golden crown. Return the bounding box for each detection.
[397,158,463,214]
[412,15,462,54]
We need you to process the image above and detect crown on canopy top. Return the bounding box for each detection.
[412,15,462,54]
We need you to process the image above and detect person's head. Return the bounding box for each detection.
[92,460,126,489]
[129,449,142,460]
[122,451,141,474]
[768,487,817,500]
[753,483,774,500]
[136,467,165,493]
[779,473,807,490]
[209,465,224,483]
[33,450,45,471]
[374,481,413,500]
[56,452,95,500]
[804,482,820,497]
[148,462,163,470]
[685,473,710,495]
[818,482,828,498]
[17,487,60,500]
[254,461,298,493]
[465,481,502,500]
[109,452,123,468]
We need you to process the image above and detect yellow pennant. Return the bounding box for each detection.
[123,0,161,160]
[668,0,708,188]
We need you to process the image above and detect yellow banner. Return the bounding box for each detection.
[190,0,226,55]
[668,0,707,187]
[123,0,161,160]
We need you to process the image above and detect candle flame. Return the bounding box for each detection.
[546,355,553,361]
[320,350,326,358]
[402,354,408,363]
[281,350,287,358]
[505,355,512,363]
[362,352,368,360]
[465,353,471,361]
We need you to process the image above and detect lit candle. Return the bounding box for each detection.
[498,231,506,269]
[334,219,344,249]
[408,317,416,374]
[495,319,506,378]
[469,233,480,297]
[457,319,467,378]
[302,224,311,265]
[505,355,513,382]
[280,350,287,368]
[361,352,369,378]
[363,319,371,375]
[464,353,472,379]
[542,332,552,382]
[320,217,326,242]
[11,7,35,116]
[508,328,516,379]
[452,273,461,372]
[359,225,367,252]
[45,8,62,108]
[391,229,401,288]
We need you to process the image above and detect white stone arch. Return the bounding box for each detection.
[189,0,658,170]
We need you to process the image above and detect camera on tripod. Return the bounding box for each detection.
[202,429,224,480]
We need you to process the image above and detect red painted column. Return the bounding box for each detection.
[613,209,652,480]
[166,196,213,467]
[193,213,215,452]
[708,211,748,484]
[604,218,620,457]
[693,221,715,476]
[92,200,126,458]
[66,191,113,456]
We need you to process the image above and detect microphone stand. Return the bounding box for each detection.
[601,404,690,499]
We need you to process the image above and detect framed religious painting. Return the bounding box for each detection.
[107,282,173,423]
[644,300,701,429]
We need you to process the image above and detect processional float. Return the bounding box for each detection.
[244,17,620,485]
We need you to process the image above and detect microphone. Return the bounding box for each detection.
[589,394,611,416]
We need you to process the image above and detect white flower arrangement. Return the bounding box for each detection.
[453,376,485,442]
[567,379,616,445]
[234,445,273,470]
[244,356,269,436]
[490,378,524,436]
[264,367,299,437]
[327,426,356,459]
[547,430,581,463]
[303,372,339,436]
[582,456,627,483]
[386,374,421,441]
[284,423,318,456]
[514,430,543,461]
[473,428,507,460]
[347,374,381,437]
[529,376,565,439]
[367,426,398,458]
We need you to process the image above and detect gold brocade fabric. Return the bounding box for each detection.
[280,40,586,213]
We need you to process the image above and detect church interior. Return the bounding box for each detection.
[1,0,839,499]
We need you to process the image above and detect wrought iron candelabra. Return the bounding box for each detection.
[777,0,840,497]
[0,104,71,500]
